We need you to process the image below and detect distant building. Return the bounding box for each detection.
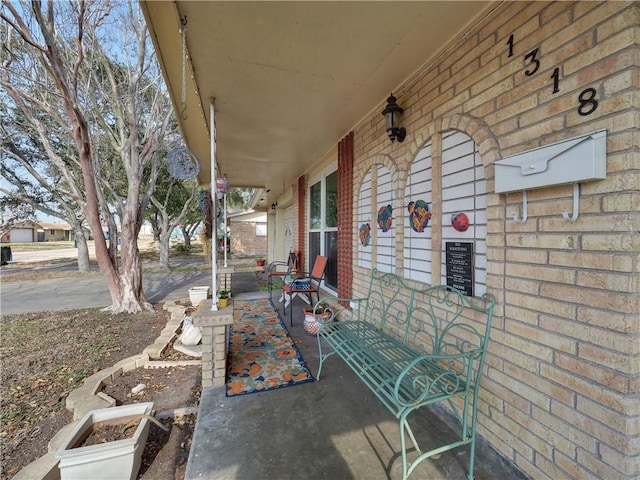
[0,221,40,243]
[228,210,267,256]
[1,221,88,243]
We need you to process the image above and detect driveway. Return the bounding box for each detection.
[8,247,93,264]
[0,256,213,315]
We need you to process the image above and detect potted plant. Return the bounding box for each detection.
[302,301,333,336]
[218,290,230,308]
[256,258,266,267]
[55,402,154,480]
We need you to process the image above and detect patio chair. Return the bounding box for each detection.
[282,255,328,326]
[265,251,298,301]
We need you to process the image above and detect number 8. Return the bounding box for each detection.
[578,88,598,116]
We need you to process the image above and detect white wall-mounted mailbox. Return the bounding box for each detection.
[494,129,606,193]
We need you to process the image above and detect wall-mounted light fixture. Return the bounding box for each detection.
[271,202,278,211]
[381,93,406,143]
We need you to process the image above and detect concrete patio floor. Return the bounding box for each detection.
[185,272,528,480]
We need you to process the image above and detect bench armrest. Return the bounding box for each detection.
[316,296,368,322]
[393,351,481,407]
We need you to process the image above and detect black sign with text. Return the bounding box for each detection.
[445,242,474,297]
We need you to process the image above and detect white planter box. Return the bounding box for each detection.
[189,286,210,305]
[55,402,154,480]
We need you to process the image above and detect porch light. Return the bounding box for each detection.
[381,93,406,143]
[271,202,278,211]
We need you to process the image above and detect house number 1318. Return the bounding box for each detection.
[506,33,599,116]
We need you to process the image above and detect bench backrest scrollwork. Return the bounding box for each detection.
[359,269,496,383]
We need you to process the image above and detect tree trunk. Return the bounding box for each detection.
[151,214,161,242]
[180,225,191,247]
[157,212,172,269]
[72,223,91,272]
[116,211,152,313]
[158,230,171,269]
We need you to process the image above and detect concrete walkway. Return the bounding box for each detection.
[186,273,528,480]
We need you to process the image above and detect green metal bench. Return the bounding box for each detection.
[316,269,495,480]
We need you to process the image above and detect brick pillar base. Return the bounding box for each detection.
[192,299,234,388]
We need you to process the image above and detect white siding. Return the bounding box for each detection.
[440,130,487,297]
[404,143,433,284]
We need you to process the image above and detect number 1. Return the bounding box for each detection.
[507,34,514,57]
[551,67,560,94]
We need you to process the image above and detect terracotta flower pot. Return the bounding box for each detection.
[302,307,331,336]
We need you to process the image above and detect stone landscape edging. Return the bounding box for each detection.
[13,299,201,480]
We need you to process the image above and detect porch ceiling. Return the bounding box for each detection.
[140,1,494,210]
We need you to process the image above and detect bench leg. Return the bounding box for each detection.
[468,438,476,480]
[316,334,336,381]
[316,335,324,380]
[399,411,422,480]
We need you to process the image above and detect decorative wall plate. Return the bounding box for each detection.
[359,223,371,246]
[451,212,470,232]
[407,200,431,232]
[377,205,393,232]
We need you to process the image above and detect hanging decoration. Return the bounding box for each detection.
[451,212,470,232]
[359,223,371,247]
[216,177,229,197]
[167,147,200,180]
[180,16,188,120]
[377,205,393,232]
[407,200,431,232]
[201,189,213,239]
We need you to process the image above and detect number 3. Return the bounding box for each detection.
[524,48,540,76]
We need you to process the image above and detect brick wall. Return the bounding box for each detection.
[350,2,639,479]
[229,222,267,256]
[337,132,354,301]
[296,175,307,272]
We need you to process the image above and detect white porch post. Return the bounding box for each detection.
[223,192,228,268]
[210,99,218,311]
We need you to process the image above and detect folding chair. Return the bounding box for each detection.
[282,255,328,326]
[265,251,298,301]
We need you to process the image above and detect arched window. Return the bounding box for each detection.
[440,130,487,297]
[404,142,433,283]
[357,170,372,269]
[375,165,395,273]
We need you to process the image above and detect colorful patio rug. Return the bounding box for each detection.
[226,298,314,396]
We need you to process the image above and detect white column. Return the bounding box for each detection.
[223,192,228,268]
[210,99,218,311]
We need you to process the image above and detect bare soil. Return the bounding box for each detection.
[0,252,204,480]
